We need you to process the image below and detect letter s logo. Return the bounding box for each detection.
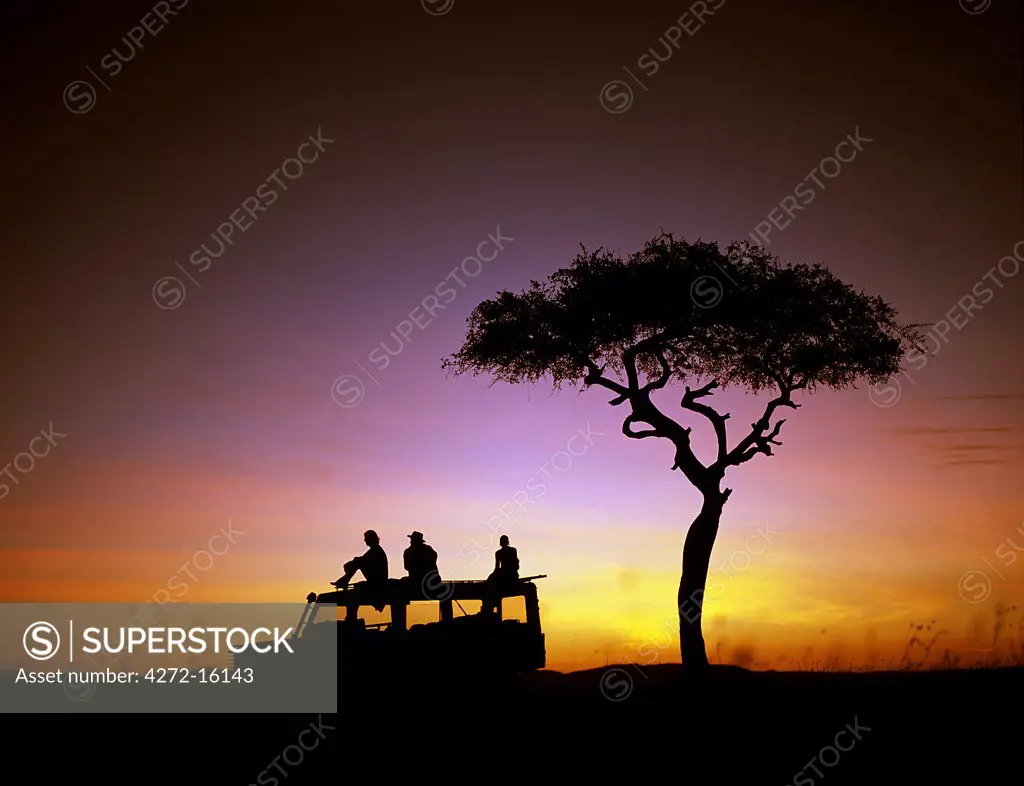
[23,622,60,660]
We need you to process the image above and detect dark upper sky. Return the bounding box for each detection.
[3,0,1021,392]
[1,0,1021,668]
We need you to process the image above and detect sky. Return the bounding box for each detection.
[1,0,1022,672]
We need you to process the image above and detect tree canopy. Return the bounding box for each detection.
[444,233,922,493]
[445,233,918,392]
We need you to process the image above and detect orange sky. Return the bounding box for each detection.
[3,384,1022,672]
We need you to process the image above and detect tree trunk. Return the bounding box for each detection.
[678,490,727,673]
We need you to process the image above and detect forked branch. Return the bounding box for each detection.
[587,340,728,493]
[720,379,803,469]
[680,379,731,465]
[640,349,674,394]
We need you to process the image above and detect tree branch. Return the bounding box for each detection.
[729,418,787,465]
[628,399,712,490]
[622,331,680,393]
[618,337,721,491]
[720,380,801,469]
[622,414,663,440]
[640,349,674,394]
[583,359,630,405]
[621,411,702,488]
[587,333,721,494]
[680,380,731,465]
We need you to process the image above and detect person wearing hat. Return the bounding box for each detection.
[332,529,389,590]
[403,530,440,596]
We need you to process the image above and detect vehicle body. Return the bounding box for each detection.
[233,575,546,690]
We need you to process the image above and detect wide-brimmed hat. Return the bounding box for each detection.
[408,531,424,540]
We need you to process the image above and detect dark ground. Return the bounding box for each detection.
[8,665,1022,783]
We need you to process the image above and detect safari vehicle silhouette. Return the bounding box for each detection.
[232,575,547,686]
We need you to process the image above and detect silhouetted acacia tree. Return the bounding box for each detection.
[443,233,921,672]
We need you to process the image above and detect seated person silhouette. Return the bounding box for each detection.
[403,531,441,598]
[481,535,519,615]
[333,529,389,611]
